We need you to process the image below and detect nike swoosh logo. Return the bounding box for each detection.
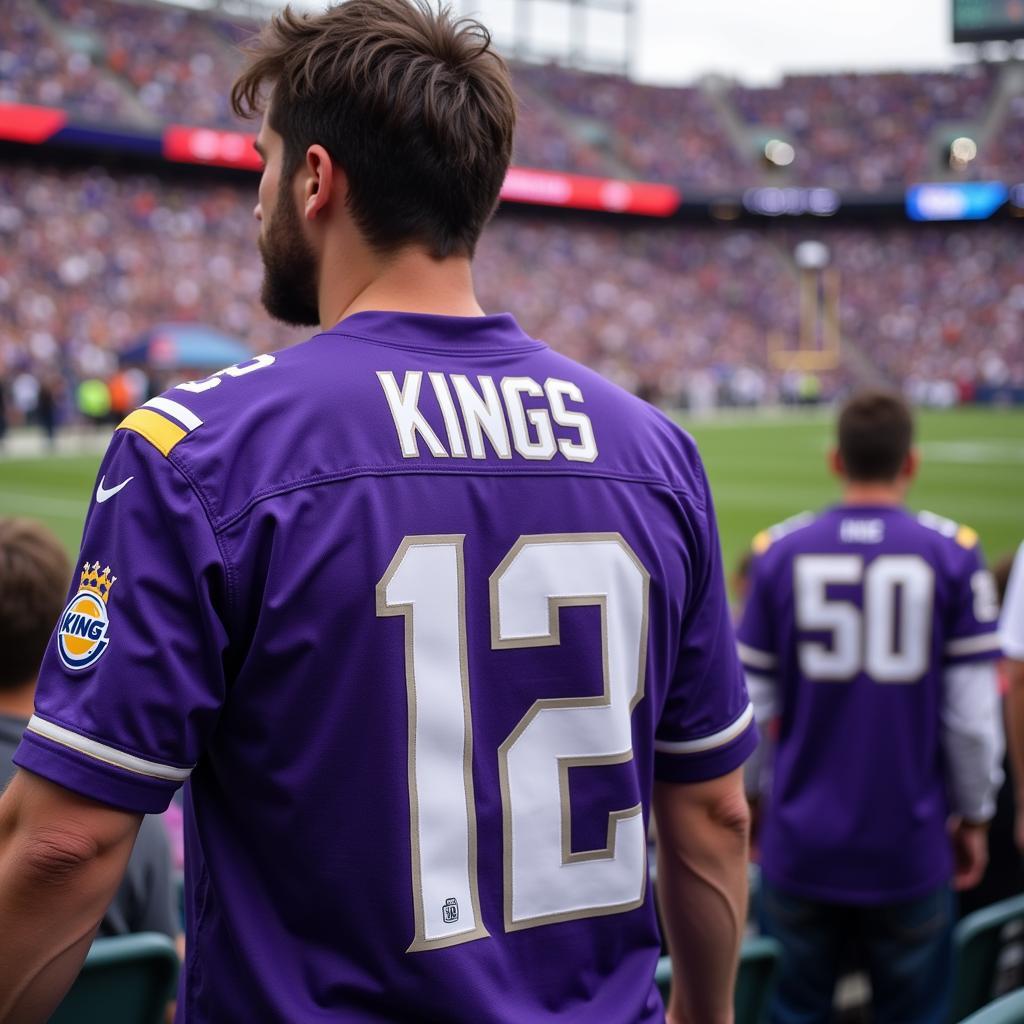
[96,475,134,503]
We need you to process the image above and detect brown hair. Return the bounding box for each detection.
[0,519,71,690]
[231,0,517,258]
[837,390,914,483]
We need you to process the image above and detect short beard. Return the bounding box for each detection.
[258,178,320,327]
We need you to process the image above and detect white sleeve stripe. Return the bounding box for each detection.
[945,633,1003,657]
[737,642,777,669]
[655,702,755,755]
[143,397,203,432]
[26,715,193,782]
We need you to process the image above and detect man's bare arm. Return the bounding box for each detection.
[654,766,750,1024]
[0,769,141,1023]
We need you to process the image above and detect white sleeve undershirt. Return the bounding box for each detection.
[942,660,1005,822]
[743,671,778,799]
[1001,541,1024,661]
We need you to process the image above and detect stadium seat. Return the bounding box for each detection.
[953,893,1024,1022]
[655,935,781,1024]
[748,862,762,922]
[960,987,1024,1024]
[49,932,180,1024]
[655,955,671,1001]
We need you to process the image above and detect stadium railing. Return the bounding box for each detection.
[49,932,180,1024]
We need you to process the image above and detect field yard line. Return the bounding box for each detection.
[0,430,111,459]
[675,409,832,430]
[0,491,89,518]
[919,441,1024,464]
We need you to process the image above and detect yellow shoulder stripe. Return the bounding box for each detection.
[117,408,187,457]
[751,530,772,555]
[956,524,979,549]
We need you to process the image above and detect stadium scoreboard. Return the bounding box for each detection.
[953,0,1024,42]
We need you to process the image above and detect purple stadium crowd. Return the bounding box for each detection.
[1,0,1022,416]
[731,67,1000,191]
[0,164,1021,418]
[4,0,1024,191]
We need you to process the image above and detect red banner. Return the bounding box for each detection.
[0,103,67,144]
[500,167,680,217]
[162,126,681,216]
[163,125,262,170]
[0,111,681,218]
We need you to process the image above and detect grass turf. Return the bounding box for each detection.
[0,407,1021,576]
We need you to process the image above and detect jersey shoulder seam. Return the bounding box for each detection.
[210,464,704,533]
[916,509,979,550]
[751,510,817,555]
[164,449,237,616]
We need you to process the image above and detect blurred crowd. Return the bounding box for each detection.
[512,64,751,190]
[1,161,1021,433]
[731,67,999,191]
[3,0,1024,191]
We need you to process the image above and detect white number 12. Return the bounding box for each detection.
[377,533,650,952]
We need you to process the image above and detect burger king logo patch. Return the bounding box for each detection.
[58,562,116,671]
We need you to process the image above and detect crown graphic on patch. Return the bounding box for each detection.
[80,561,117,603]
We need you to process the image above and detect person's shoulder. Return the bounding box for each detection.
[750,510,820,559]
[913,509,982,555]
[114,338,330,523]
[542,352,710,497]
[118,349,293,459]
[898,509,985,579]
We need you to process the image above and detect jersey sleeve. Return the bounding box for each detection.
[13,426,230,814]
[654,469,757,783]
[944,540,1002,665]
[1001,541,1024,661]
[735,549,779,681]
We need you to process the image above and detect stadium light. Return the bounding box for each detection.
[764,139,796,168]
[949,135,978,170]
[794,240,830,271]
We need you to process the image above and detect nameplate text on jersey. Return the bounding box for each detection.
[377,371,598,463]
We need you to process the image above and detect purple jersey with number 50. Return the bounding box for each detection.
[17,312,755,1023]
[737,506,1002,904]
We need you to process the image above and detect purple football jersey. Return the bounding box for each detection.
[737,505,1002,903]
[17,311,755,1023]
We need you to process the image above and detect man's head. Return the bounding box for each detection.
[832,390,917,489]
[0,519,70,696]
[231,0,517,326]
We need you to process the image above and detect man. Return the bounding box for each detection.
[1000,542,1024,852]
[738,391,1004,1024]
[0,518,178,942]
[0,3,754,1021]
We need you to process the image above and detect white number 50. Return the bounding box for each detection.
[795,554,934,683]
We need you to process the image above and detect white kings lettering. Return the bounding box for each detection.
[839,518,885,545]
[377,371,598,462]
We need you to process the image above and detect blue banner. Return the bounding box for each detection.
[905,181,1008,221]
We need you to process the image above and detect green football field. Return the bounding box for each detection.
[0,407,1021,575]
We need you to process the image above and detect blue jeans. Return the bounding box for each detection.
[758,880,955,1024]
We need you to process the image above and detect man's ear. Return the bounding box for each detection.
[828,446,844,480]
[301,145,346,221]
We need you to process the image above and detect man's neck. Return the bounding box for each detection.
[840,482,905,507]
[0,682,35,720]
[320,245,484,329]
